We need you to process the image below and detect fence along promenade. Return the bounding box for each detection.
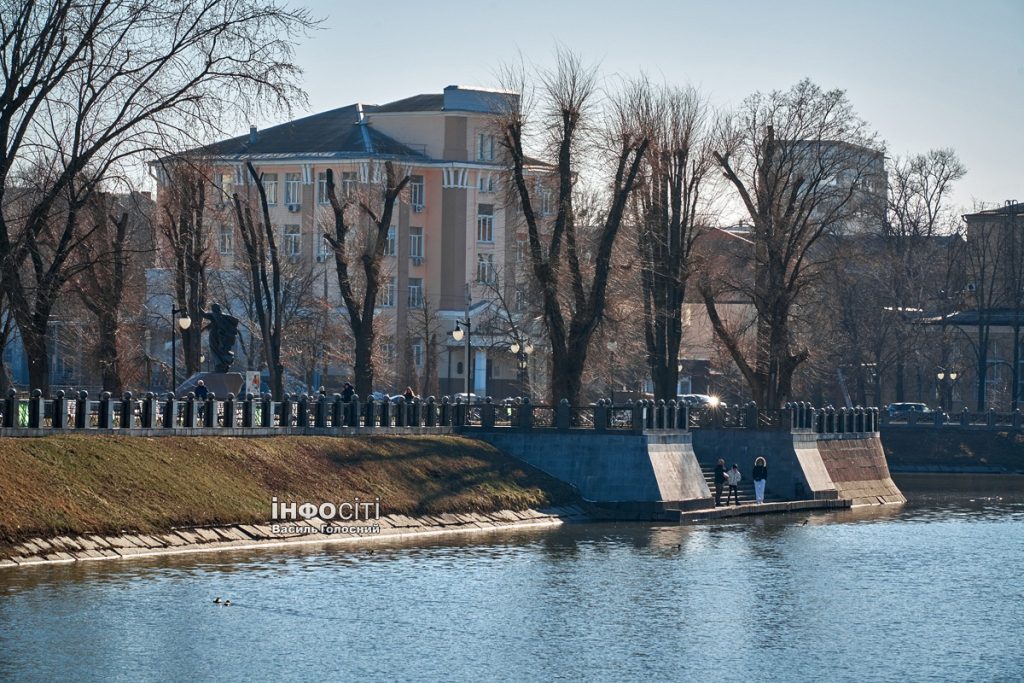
[0,389,883,436]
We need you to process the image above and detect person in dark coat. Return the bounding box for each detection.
[403,387,416,402]
[341,383,355,403]
[753,456,768,504]
[713,458,727,507]
[195,380,208,400]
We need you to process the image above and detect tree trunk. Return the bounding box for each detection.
[97,313,122,394]
[353,330,374,399]
[24,324,50,396]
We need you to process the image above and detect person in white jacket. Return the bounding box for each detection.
[727,464,742,505]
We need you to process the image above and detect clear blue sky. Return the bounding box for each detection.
[279,0,1023,213]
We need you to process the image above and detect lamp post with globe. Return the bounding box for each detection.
[171,307,192,394]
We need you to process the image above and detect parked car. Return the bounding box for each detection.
[886,402,932,418]
[678,394,720,408]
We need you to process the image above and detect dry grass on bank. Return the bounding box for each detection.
[0,435,576,547]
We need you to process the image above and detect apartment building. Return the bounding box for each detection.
[155,85,531,396]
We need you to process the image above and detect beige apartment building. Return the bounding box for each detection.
[156,85,536,397]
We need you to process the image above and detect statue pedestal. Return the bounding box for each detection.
[175,372,244,399]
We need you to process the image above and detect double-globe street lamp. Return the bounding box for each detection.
[936,369,958,412]
[171,306,192,394]
[509,339,534,397]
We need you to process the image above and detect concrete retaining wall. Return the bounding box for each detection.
[817,434,906,505]
[471,431,711,513]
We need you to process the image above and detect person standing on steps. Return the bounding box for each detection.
[753,456,768,504]
[727,463,742,505]
[714,459,727,507]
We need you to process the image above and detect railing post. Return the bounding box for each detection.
[440,396,451,427]
[594,399,608,433]
[556,398,570,431]
[380,398,391,427]
[363,397,375,428]
[120,392,135,430]
[452,397,464,427]
[52,390,68,429]
[280,394,293,428]
[933,410,943,427]
[243,393,255,428]
[296,394,310,428]
[394,397,406,427]
[315,394,329,428]
[746,401,759,429]
[97,391,114,429]
[204,394,218,428]
[644,400,655,430]
[782,402,794,432]
[181,393,197,428]
[1013,409,1022,430]
[960,407,969,427]
[3,389,17,428]
[518,397,533,429]
[223,394,236,429]
[331,394,343,428]
[681,403,690,430]
[631,400,644,434]
[987,409,996,427]
[425,397,437,427]
[411,398,422,427]
[347,394,361,427]
[161,392,177,428]
[27,389,44,428]
[261,394,274,428]
[482,397,495,429]
[140,392,155,428]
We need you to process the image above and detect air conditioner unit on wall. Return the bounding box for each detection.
[287,204,301,213]
[411,256,423,266]
[412,203,424,213]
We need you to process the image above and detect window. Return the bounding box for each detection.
[262,174,278,205]
[478,172,495,193]
[514,287,527,313]
[516,238,528,263]
[218,224,233,256]
[477,204,494,242]
[409,175,424,210]
[284,173,301,205]
[539,188,554,216]
[379,277,396,307]
[408,278,424,308]
[477,133,495,161]
[342,171,358,196]
[217,172,233,201]
[409,227,424,261]
[284,224,300,258]
[317,171,330,204]
[384,226,397,256]
[380,342,395,362]
[413,338,423,367]
[477,253,495,284]
[317,234,331,262]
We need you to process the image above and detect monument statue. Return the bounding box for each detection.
[202,303,239,373]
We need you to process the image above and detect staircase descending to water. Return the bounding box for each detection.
[698,464,770,506]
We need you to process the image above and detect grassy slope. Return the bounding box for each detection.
[0,435,576,547]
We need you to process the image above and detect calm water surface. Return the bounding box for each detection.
[1,474,1022,682]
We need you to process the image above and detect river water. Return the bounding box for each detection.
[1,474,1022,682]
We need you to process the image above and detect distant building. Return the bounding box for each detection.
[151,86,535,397]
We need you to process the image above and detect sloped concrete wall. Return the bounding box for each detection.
[470,431,710,507]
[817,434,906,505]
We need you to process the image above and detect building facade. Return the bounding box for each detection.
[154,85,535,398]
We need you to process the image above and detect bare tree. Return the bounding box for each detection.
[231,162,290,398]
[324,162,410,398]
[884,149,966,400]
[627,80,717,402]
[0,290,13,394]
[700,79,882,410]
[159,162,210,378]
[498,51,649,405]
[409,290,445,398]
[0,0,314,393]
[72,192,150,393]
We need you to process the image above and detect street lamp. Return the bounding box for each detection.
[510,339,534,396]
[452,319,471,399]
[171,306,192,394]
[936,369,959,411]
